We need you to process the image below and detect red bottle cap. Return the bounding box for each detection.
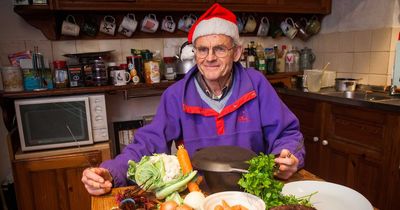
[53,60,66,69]
[119,63,128,70]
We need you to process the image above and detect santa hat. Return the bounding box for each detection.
[188,3,239,44]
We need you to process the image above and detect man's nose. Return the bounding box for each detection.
[205,49,217,61]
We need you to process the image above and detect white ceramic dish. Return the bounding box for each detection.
[201,191,265,210]
[282,181,373,210]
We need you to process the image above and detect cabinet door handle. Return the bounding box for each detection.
[313,136,319,142]
[322,140,328,146]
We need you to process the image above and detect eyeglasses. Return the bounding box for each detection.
[193,45,235,58]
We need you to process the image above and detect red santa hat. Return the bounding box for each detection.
[188,3,239,44]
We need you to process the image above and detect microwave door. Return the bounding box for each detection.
[15,96,94,151]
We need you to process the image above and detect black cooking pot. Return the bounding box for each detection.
[191,146,256,193]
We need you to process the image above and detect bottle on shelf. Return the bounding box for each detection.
[246,42,256,68]
[255,43,266,74]
[143,51,161,84]
[276,45,287,73]
[285,46,300,72]
[265,48,276,75]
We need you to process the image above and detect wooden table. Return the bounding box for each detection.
[91,169,323,210]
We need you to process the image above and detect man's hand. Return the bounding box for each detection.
[274,149,299,180]
[81,167,113,195]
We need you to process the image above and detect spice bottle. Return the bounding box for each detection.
[107,62,119,85]
[163,56,177,81]
[255,43,266,74]
[1,66,24,92]
[53,60,68,88]
[143,51,161,84]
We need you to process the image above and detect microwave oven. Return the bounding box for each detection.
[15,94,109,152]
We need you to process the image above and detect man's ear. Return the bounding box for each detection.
[233,45,243,62]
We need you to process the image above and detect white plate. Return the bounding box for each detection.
[202,191,265,210]
[282,181,373,210]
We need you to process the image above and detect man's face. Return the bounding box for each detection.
[194,34,242,82]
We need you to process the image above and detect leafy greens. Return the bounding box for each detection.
[238,153,313,209]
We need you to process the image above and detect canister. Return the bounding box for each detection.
[1,66,24,92]
[53,60,68,88]
[20,59,40,91]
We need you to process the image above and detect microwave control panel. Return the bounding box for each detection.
[89,94,109,142]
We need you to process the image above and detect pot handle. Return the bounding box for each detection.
[179,41,190,60]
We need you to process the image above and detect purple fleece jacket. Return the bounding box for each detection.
[101,62,304,187]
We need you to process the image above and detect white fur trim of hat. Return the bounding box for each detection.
[191,17,239,44]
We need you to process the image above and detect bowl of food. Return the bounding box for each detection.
[201,191,265,210]
[191,146,256,193]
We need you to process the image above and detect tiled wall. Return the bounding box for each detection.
[1,27,398,86]
[309,27,400,86]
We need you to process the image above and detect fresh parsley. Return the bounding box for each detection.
[238,153,314,209]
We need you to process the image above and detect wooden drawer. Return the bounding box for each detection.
[326,104,387,151]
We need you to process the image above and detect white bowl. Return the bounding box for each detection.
[201,191,265,210]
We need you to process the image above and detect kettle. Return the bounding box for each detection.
[176,41,196,79]
[299,47,316,70]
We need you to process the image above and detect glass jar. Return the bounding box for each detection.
[163,57,177,81]
[143,52,161,84]
[107,62,119,85]
[53,60,68,88]
[91,59,108,86]
[1,66,24,92]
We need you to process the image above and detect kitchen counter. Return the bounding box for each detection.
[91,169,322,210]
[276,87,400,113]
[91,169,378,210]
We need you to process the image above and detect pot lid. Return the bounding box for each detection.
[191,146,256,172]
[335,78,358,81]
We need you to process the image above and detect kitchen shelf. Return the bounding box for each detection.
[13,0,331,40]
[0,80,174,99]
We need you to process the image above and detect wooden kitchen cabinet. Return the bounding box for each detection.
[12,143,111,210]
[15,0,331,40]
[279,93,400,210]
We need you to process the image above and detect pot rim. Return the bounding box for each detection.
[335,78,361,81]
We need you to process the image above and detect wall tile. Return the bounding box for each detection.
[352,73,368,85]
[369,52,389,74]
[386,74,392,86]
[339,31,354,53]
[368,74,387,86]
[371,28,391,52]
[98,39,122,63]
[354,30,372,52]
[336,72,353,79]
[120,39,145,59]
[25,40,53,63]
[75,40,100,53]
[52,41,76,61]
[323,53,340,71]
[322,32,340,53]
[140,38,164,56]
[307,35,322,53]
[0,40,26,66]
[313,52,325,69]
[390,27,399,51]
[0,41,26,54]
[337,53,353,72]
[353,52,370,73]
[388,51,395,77]
[164,38,186,57]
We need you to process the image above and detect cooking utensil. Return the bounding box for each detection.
[335,78,361,92]
[287,138,304,158]
[192,146,256,193]
[193,160,249,173]
[321,62,330,72]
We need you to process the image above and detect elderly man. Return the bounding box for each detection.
[82,3,304,196]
